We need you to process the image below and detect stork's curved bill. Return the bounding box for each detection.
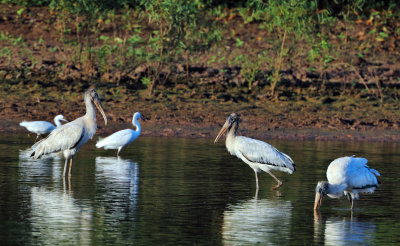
[94,96,107,126]
[214,120,231,144]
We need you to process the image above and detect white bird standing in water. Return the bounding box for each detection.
[214,113,295,190]
[314,156,380,210]
[31,88,107,176]
[20,114,68,140]
[96,112,142,156]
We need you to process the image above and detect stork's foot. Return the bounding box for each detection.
[271,181,283,190]
[273,190,282,197]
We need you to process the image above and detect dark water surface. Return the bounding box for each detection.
[0,135,399,245]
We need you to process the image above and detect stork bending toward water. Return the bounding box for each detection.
[20,114,68,141]
[96,112,142,156]
[314,156,380,210]
[214,113,295,190]
[31,88,107,176]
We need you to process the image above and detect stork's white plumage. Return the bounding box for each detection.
[31,88,107,176]
[96,112,142,156]
[214,113,295,190]
[20,114,68,140]
[314,156,380,210]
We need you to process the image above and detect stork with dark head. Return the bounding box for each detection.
[31,88,107,177]
[214,113,295,191]
[314,156,380,210]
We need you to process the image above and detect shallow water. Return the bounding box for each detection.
[0,135,399,245]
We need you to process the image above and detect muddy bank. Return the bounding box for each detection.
[1,4,400,142]
[1,81,399,142]
[4,117,400,142]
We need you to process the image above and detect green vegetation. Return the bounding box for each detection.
[0,0,399,103]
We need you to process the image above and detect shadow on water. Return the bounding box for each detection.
[1,135,400,245]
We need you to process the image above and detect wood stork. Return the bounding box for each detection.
[214,113,295,190]
[314,156,380,210]
[20,114,68,140]
[96,112,142,156]
[31,88,107,176]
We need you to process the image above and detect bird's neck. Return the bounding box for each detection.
[133,117,141,133]
[225,123,238,153]
[54,119,61,127]
[227,122,238,139]
[327,183,346,197]
[85,99,97,121]
[84,99,97,138]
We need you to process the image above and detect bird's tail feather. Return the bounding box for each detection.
[370,168,380,177]
[19,121,28,127]
[95,138,104,148]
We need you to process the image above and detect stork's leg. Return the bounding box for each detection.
[63,158,68,176]
[68,158,73,176]
[254,170,259,191]
[346,193,355,210]
[265,170,283,190]
[346,193,354,210]
[68,174,71,192]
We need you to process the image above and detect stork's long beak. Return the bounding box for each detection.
[94,97,107,125]
[214,121,229,144]
[314,193,323,210]
[61,118,69,122]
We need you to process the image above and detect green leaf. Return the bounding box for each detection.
[235,37,244,47]
[379,32,389,38]
[17,8,25,16]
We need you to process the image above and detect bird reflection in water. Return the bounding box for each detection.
[19,149,74,191]
[30,187,92,245]
[223,198,292,245]
[314,210,376,245]
[95,156,139,213]
[18,149,62,183]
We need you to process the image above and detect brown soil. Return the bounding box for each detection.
[1,4,400,142]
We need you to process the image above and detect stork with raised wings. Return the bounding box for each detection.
[314,156,380,210]
[214,113,295,190]
[31,88,107,176]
